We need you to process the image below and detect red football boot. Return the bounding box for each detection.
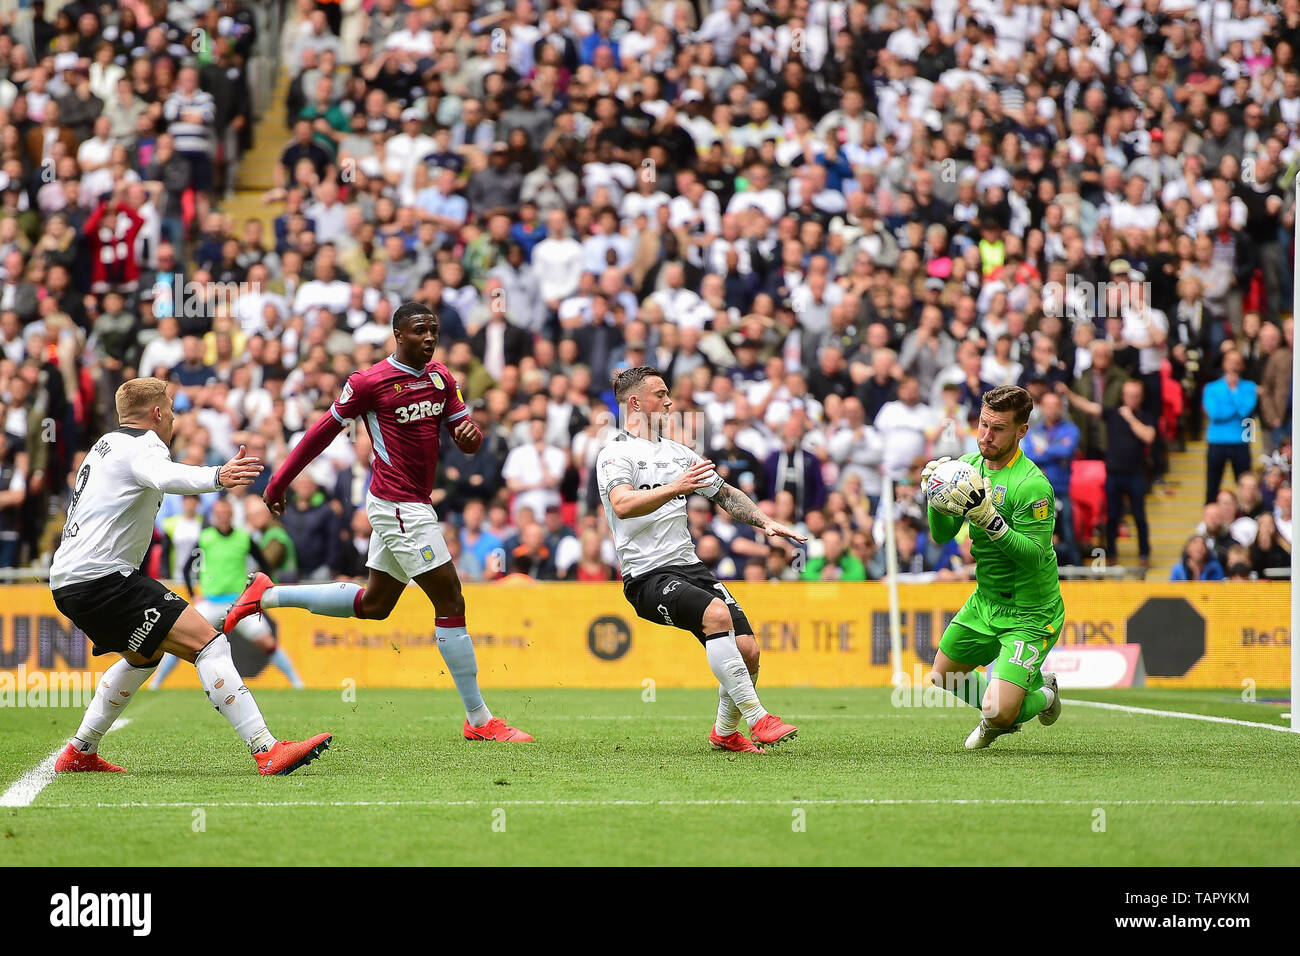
[750,714,798,746]
[222,572,274,634]
[463,717,534,742]
[54,744,126,773]
[254,733,332,776]
[709,726,766,754]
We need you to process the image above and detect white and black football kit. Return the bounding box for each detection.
[50,427,224,657]
[597,429,753,642]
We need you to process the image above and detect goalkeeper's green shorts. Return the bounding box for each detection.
[937,590,1066,691]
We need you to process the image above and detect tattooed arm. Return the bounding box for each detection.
[714,483,807,542]
[714,482,765,527]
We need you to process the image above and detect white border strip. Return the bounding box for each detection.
[1069,699,1292,731]
[0,718,132,808]
[25,797,1300,809]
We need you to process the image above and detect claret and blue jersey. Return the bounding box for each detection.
[330,355,470,504]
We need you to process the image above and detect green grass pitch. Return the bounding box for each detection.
[2,687,1297,866]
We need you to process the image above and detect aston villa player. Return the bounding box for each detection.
[224,302,532,742]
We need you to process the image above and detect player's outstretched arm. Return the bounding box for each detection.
[263,414,346,514]
[129,443,261,495]
[714,482,808,542]
[217,445,265,488]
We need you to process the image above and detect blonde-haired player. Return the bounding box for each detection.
[50,378,331,776]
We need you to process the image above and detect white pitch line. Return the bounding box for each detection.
[512,714,954,720]
[0,718,132,809]
[491,703,1295,728]
[1069,699,1293,732]
[26,797,1300,809]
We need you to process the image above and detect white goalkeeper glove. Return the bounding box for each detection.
[920,456,951,487]
[948,474,1009,540]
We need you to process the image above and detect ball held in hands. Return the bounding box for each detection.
[924,458,976,516]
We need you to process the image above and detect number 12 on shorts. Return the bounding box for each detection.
[1009,639,1041,675]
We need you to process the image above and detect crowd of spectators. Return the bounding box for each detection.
[0,0,1297,589]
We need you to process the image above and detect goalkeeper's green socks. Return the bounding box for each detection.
[1015,685,1056,724]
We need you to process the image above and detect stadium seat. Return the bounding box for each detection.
[1071,459,1107,547]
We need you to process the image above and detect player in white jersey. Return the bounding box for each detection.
[597,366,807,754]
[48,378,331,776]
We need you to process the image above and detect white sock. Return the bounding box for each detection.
[715,684,740,735]
[71,658,156,754]
[435,622,491,726]
[195,635,276,753]
[262,582,362,617]
[1042,685,1057,707]
[715,666,757,736]
[704,632,767,729]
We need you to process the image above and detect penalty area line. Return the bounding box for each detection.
[0,718,133,809]
[1069,699,1293,732]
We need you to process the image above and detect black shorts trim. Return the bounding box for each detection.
[52,571,189,658]
[623,562,752,643]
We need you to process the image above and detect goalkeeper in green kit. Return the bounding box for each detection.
[922,385,1064,749]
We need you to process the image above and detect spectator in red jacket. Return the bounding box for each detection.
[84,194,145,295]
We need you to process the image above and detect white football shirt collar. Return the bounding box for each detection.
[387,354,424,376]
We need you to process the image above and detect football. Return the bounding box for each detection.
[925,458,977,515]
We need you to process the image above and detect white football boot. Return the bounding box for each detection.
[1039,672,1062,726]
[964,718,1021,750]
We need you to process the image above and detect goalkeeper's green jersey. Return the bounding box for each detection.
[928,449,1060,618]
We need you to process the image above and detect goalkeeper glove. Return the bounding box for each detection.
[920,456,951,488]
[949,474,1009,540]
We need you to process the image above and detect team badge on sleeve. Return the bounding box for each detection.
[1031,497,1051,520]
[340,381,353,403]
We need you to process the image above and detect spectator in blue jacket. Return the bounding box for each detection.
[1170,535,1225,581]
[580,10,620,65]
[1023,390,1081,564]
[1202,349,1258,503]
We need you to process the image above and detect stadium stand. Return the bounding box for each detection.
[0,0,1294,587]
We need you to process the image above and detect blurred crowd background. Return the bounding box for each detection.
[0,0,1296,590]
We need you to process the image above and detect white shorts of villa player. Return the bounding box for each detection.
[364,491,454,583]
